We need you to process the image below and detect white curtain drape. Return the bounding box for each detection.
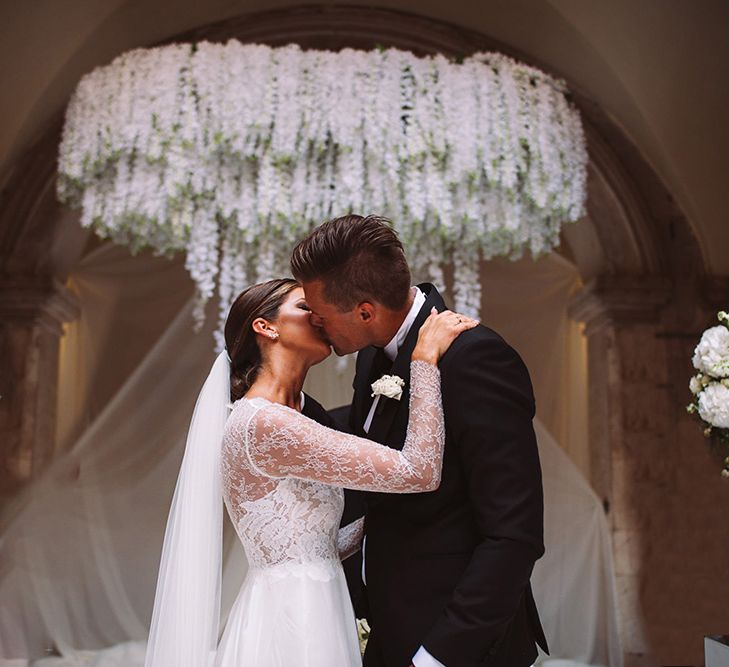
[0,242,621,667]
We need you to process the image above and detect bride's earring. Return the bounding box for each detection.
[269,331,279,340]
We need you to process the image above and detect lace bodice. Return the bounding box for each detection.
[221,360,443,571]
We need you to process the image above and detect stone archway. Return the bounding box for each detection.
[1,6,725,665]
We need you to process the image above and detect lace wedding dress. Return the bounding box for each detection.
[215,360,444,667]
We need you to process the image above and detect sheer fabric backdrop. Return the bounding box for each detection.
[0,242,621,667]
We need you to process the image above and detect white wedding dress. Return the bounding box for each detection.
[215,360,444,667]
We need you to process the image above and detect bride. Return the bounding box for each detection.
[145,278,476,667]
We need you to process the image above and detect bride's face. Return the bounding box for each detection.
[271,287,332,364]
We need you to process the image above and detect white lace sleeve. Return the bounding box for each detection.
[337,517,365,561]
[245,360,444,493]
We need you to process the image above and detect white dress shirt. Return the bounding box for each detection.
[363,287,426,433]
[412,644,446,667]
[359,288,447,667]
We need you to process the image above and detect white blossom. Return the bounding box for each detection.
[692,325,729,378]
[697,383,729,429]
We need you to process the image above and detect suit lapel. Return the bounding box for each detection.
[366,284,446,446]
[351,347,377,436]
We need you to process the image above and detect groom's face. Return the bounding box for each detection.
[301,280,375,356]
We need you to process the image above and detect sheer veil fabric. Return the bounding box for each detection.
[144,350,230,667]
[0,243,623,667]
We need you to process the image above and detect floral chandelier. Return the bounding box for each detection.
[58,41,588,343]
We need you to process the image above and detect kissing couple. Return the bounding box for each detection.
[145,214,548,667]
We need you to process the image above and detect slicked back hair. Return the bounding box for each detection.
[290,214,411,312]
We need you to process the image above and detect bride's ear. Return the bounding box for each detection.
[252,318,279,340]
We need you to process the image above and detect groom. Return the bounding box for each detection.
[291,215,548,667]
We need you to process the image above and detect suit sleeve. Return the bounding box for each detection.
[423,335,545,664]
[302,394,336,428]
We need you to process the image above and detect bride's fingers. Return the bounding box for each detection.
[458,319,479,332]
[434,313,476,328]
[414,309,479,361]
[451,312,478,328]
[429,316,478,345]
[421,309,478,340]
[439,310,478,328]
[448,318,478,336]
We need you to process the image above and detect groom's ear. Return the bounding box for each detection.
[357,302,376,323]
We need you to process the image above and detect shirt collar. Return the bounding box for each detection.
[383,287,426,361]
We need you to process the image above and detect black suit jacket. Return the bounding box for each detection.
[348,284,548,667]
[301,391,336,428]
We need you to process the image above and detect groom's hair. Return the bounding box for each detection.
[291,214,411,311]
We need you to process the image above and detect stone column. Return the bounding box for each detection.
[569,275,729,667]
[569,275,672,667]
[0,274,79,497]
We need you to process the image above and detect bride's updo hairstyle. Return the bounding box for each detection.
[224,278,299,401]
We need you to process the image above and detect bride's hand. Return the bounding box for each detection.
[412,308,479,365]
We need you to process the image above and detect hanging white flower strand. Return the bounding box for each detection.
[58,41,588,336]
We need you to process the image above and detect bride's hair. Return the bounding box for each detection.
[224,278,299,401]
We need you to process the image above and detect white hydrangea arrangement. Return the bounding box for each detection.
[57,41,588,344]
[687,311,729,477]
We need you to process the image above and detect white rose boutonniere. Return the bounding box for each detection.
[371,374,406,401]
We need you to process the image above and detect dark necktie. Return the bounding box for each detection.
[366,347,393,420]
[368,347,391,386]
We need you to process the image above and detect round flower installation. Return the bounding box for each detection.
[687,311,729,477]
[57,41,588,344]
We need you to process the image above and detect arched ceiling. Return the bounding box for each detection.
[1,0,727,273]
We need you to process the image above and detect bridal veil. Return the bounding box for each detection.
[144,351,230,667]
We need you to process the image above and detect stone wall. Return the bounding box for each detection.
[0,276,78,496]
[571,280,729,667]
